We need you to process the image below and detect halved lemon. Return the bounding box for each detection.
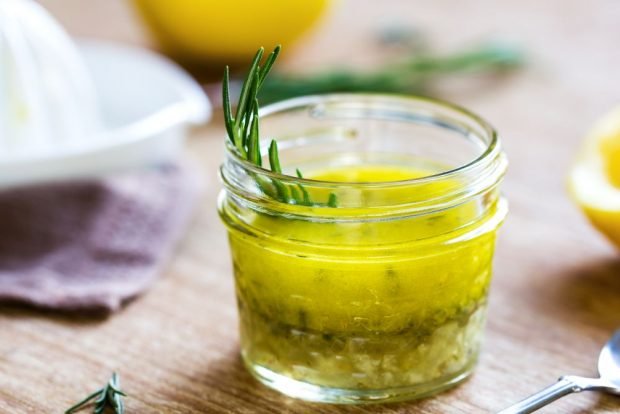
[569,106,620,247]
[132,0,333,66]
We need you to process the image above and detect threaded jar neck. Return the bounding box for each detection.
[220,93,506,221]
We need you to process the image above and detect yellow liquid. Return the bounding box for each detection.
[312,164,427,182]
[224,164,502,398]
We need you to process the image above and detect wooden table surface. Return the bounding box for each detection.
[2,1,620,413]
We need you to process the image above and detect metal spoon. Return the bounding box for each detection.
[498,330,620,414]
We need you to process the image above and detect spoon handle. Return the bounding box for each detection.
[497,376,584,414]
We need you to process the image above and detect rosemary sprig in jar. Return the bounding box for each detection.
[222,45,337,207]
[65,372,126,414]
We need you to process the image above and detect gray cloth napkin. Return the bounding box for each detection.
[0,164,201,312]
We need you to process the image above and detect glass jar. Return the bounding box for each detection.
[218,94,507,404]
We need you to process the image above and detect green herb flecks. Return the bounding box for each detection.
[65,372,126,414]
[222,46,337,207]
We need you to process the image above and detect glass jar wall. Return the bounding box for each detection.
[219,94,507,403]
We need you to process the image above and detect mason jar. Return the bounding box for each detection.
[218,94,507,404]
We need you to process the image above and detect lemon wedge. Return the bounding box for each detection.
[569,106,620,247]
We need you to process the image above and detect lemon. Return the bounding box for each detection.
[569,106,620,247]
[132,0,332,66]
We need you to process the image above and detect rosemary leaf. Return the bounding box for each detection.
[222,66,235,144]
[302,187,312,204]
[235,47,264,129]
[295,169,311,205]
[248,102,261,166]
[272,180,291,202]
[65,389,103,414]
[269,140,296,202]
[268,140,282,174]
[327,193,338,208]
[110,372,125,413]
[259,45,281,86]
[65,373,126,414]
[290,185,302,203]
[242,74,260,147]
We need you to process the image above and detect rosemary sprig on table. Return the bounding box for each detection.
[258,42,522,103]
[65,372,126,414]
[222,45,337,207]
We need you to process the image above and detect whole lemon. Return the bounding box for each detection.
[132,0,332,67]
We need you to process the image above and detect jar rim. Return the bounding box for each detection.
[220,93,507,215]
[225,93,500,190]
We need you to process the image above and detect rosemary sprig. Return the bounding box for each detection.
[222,46,337,207]
[65,372,126,414]
[258,42,523,103]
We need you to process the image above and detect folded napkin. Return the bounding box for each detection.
[0,164,201,312]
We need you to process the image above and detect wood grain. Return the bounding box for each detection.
[2,0,620,412]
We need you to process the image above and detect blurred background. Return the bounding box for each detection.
[28,0,620,223]
[35,0,620,149]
